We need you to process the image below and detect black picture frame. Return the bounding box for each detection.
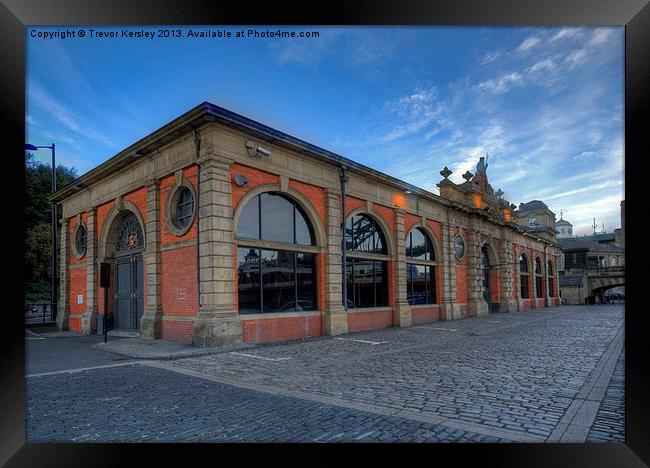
[3,1,647,466]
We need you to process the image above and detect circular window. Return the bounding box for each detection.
[454,234,465,260]
[166,182,196,236]
[72,222,87,259]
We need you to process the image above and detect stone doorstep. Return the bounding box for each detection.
[92,337,254,360]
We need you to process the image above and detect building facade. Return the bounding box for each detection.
[52,102,562,347]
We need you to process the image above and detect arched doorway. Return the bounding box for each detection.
[109,210,145,331]
[482,244,500,313]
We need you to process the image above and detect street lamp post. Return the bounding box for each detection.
[25,143,57,322]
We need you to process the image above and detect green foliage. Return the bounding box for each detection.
[25,152,78,301]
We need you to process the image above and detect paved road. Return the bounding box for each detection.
[25,304,625,443]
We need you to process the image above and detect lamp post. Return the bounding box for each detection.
[25,143,57,321]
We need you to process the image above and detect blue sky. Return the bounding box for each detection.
[26,26,624,235]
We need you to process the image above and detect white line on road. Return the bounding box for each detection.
[488,320,502,323]
[334,337,387,345]
[25,329,45,338]
[26,361,143,378]
[229,352,292,362]
[418,327,457,332]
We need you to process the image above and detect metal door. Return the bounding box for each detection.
[114,253,144,331]
[482,246,491,305]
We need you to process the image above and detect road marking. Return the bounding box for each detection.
[26,361,143,378]
[488,320,501,323]
[25,329,45,339]
[334,337,387,345]
[229,352,292,362]
[418,327,457,332]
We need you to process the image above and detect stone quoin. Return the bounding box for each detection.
[51,102,562,346]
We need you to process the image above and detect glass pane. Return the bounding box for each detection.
[430,265,436,303]
[535,258,542,274]
[536,276,543,298]
[345,217,354,252]
[345,259,354,309]
[354,259,375,307]
[520,274,529,298]
[296,253,316,311]
[374,261,388,306]
[261,193,294,243]
[410,264,428,305]
[238,247,261,313]
[295,205,314,245]
[237,195,259,239]
[373,225,386,254]
[353,216,374,252]
[262,249,295,313]
[409,229,427,260]
[520,255,528,273]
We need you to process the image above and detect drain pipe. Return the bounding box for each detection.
[189,124,201,307]
[340,165,349,311]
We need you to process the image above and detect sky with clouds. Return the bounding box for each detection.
[26,26,624,235]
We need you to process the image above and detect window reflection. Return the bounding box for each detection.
[345,258,388,308]
[238,247,316,314]
[345,214,387,255]
[236,192,314,246]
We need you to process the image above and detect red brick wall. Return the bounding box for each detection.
[411,305,441,325]
[348,309,393,332]
[161,245,199,318]
[67,212,89,333]
[161,320,193,343]
[69,213,89,266]
[242,315,322,344]
[231,163,279,210]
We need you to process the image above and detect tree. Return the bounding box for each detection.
[25,152,78,301]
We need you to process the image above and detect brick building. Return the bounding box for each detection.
[52,102,563,346]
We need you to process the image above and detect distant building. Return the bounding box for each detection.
[556,201,625,304]
[556,214,573,239]
[513,200,557,243]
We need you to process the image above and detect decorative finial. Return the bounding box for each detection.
[560,210,563,220]
[495,188,504,198]
[462,171,473,181]
[440,166,452,179]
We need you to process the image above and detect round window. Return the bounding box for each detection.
[73,223,87,258]
[454,234,465,260]
[167,184,196,235]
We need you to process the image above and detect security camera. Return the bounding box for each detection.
[256,146,271,158]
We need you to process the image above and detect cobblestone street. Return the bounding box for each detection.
[26,304,625,443]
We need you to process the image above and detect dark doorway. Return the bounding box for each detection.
[115,253,144,331]
[112,211,145,331]
[482,245,500,313]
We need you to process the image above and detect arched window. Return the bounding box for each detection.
[547,260,555,297]
[535,257,544,298]
[520,253,530,299]
[115,212,144,253]
[345,214,389,308]
[405,227,436,305]
[236,192,316,314]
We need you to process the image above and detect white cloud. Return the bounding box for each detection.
[588,29,614,47]
[549,28,583,42]
[474,72,523,94]
[479,49,503,65]
[517,35,541,52]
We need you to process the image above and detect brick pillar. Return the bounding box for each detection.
[440,220,459,320]
[499,228,517,313]
[393,209,411,327]
[81,209,97,335]
[324,189,348,335]
[192,154,242,347]
[57,218,70,331]
[141,180,163,339]
[467,220,488,317]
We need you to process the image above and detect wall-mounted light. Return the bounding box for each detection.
[246,141,271,158]
[234,174,249,187]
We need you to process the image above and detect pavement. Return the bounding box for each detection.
[91,337,252,360]
[25,304,625,443]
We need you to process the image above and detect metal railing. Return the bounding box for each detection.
[25,302,56,326]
